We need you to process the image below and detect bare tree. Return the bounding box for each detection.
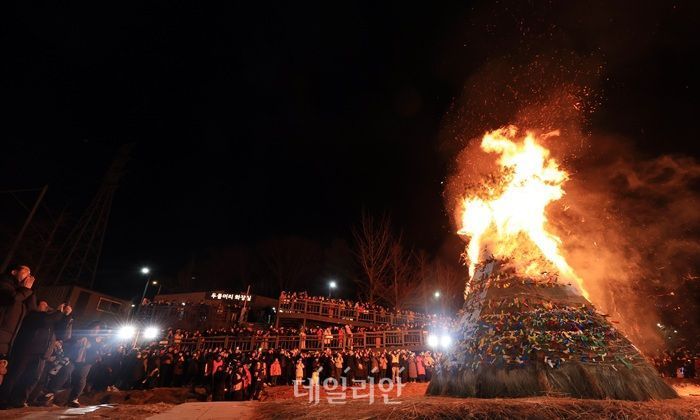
[414,250,432,313]
[431,258,466,313]
[384,240,419,310]
[352,212,393,304]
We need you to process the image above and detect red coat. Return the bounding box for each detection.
[270,361,282,376]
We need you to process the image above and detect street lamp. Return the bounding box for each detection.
[433,291,443,317]
[328,280,337,298]
[139,267,153,310]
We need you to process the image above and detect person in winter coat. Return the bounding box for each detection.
[390,351,400,383]
[251,362,264,400]
[211,365,228,401]
[0,265,36,358]
[125,350,145,389]
[379,353,388,379]
[345,351,357,383]
[333,353,343,381]
[408,354,418,383]
[323,328,332,347]
[370,353,380,382]
[159,350,174,387]
[62,321,104,407]
[344,325,353,350]
[242,364,252,400]
[185,352,199,387]
[423,352,434,381]
[416,355,426,382]
[338,327,345,350]
[295,359,304,383]
[285,353,295,385]
[400,352,409,383]
[204,354,223,391]
[298,329,306,350]
[311,358,321,386]
[0,301,71,408]
[173,353,185,387]
[269,358,281,386]
[231,366,244,401]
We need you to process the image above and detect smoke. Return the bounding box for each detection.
[441,56,700,352]
[555,140,700,351]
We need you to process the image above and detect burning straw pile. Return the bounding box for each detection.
[428,127,677,400]
[426,259,677,400]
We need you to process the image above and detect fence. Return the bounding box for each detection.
[174,329,429,353]
[277,297,434,326]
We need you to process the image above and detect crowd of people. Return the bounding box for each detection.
[0,265,81,409]
[163,321,435,341]
[81,346,440,402]
[0,264,696,410]
[0,264,444,409]
[280,291,440,321]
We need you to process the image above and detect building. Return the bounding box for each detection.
[141,290,278,330]
[37,284,130,326]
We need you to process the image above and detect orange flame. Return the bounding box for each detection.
[458,126,589,299]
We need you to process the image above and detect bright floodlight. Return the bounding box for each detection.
[143,326,159,340]
[141,267,150,274]
[434,291,441,298]
[329,281,337,289]
[427,334,439,348]
[118,325,136,340]
[152,280,158,285]
[440,335,452,348]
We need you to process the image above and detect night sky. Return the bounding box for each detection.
[1,2,698,298]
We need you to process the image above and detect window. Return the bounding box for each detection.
[97,297,123,314]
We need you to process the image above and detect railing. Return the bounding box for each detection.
[277,297,432,327]
[172,330,429,353]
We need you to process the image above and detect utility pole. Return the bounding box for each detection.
[35,208,66,277]
[240,284,251,324]
[47,144,133,287]
[0,185,48,274]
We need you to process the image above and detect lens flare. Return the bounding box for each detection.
[118,325,136,340]
[143,326,159,340]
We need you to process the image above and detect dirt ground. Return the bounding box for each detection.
[0,387,198,419]
[257,381,700,420]
[0,380,697,419]
[256,394,700,420]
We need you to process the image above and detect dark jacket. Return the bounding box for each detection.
[65,336,101,365]
[0,274,35,355]
[11,309,69,357]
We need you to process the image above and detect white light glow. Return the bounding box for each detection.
[440,335,452,348]
[118,325,136,340]
[427,334,438,348]
[143,326,159,340]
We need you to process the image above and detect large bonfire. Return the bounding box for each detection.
[427,126,676,400]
